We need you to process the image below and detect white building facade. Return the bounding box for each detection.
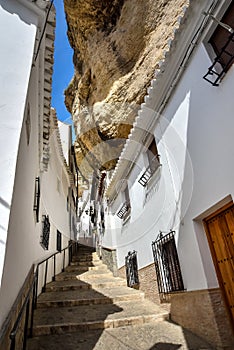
[0,1,77,346]
[99,0,234,347]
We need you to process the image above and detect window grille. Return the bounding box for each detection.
[100,205,105,229]
[138,154,161,187]
[117,200,131,220]
[41,215,50,250]
[33,177,40,223]
[125,250,139,288]
[152,231,184,295]
[117,185,131,220]
[203,2,234,86]
[57,230,62,252]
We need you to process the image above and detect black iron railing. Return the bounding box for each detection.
[41,215,50,250]
[152,231,184,296]
[33,177,40,223]
[9,240,78,350]
[125,250,139,288]
[138,155,161,187]
[203,31,234,86]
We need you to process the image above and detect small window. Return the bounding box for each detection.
[57,230,62,252]
[41,215,50,250]
[203,2,234,85]
[117,185,131,221]
[139,138,161,187]
[33,177,40,223]
[152,231,184,296]
[147,138,159,171]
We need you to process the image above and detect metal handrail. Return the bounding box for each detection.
[9,240,78,350]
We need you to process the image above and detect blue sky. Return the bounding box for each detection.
[52,0,74,123]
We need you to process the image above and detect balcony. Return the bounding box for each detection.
[138,155,161,187]
[203,31,234,86]
[117,200,131,221]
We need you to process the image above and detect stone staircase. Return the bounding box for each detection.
[27,245,213,350]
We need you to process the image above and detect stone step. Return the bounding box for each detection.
[55,269,113,282]
[76,250,97,256]
[46,277,127,292]
[32,299,169,336]
[27,322,214,350]
[65,264,108,273]
[72,254,99,262]
[36,286,145,308]
[72,257,96,263]
[70,259,103,266]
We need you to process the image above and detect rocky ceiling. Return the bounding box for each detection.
[64,0,188,179]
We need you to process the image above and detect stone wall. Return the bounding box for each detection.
[118,265,126,280]
[118,263,170,311]
[100,247,118,276]
[0,266,34,350]
[137,263,161,304]
[170,288,234,349]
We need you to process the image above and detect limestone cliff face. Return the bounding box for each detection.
[64,0,188,177]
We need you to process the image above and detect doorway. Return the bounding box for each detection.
[204,202,234,328]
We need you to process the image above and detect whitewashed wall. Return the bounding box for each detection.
[0,0,38,289]
[106,38,234,292]
[0,0,41,328]
[42,128,71,239]
[58,121,71,165]
[0,1,72,329]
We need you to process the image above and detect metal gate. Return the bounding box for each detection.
[152,231,184,295]
[125,250,139,288]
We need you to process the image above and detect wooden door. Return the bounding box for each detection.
[204,203,234,327]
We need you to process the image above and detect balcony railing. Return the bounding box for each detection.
[138,155,161,187]
[117,200,131,220]
[203,31,234,86]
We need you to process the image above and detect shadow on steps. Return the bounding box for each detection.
[26,244,213,350]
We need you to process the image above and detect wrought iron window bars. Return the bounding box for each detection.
[125,250,139,288]
[117,200,131,220]
[33,177,40,223]
[41,215,50,250]
[203,31,234,86]
[138,154,161,187]
[152,231,184,296]
[57,230,62,252]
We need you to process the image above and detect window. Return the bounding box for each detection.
[152,231,184,296]
[203,2,234,86]
[125,250,139,288]
[41,215,50,250]
[33,177,40,223]
[138,138,161,186]
[117,185,131,221]
[57,230,62,252]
